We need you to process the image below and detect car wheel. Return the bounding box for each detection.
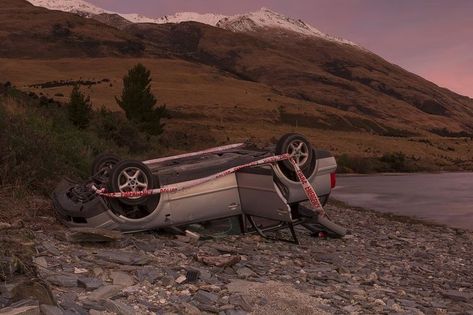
[276,133,314,170]
[91,153,121,184]
[276,133,316,179]
[108,160,156,206]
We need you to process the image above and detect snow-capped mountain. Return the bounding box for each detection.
[26,0,356,46]
[27,0,106,16]
[216,8,355,45]
[27,0,162,22]
[155,12,227,26]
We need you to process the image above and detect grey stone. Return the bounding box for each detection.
[103,299,135,315]
[77,277,103,291]
[110,271,135,287]
[67,228,123,243]
[88,285,123,301]
[0,222,12,230]
[175,275,187,284]
[196,254,241,267]
[193,290,219,305]
[212,244,238,254]
[42,242,60,256]
[95,251,150,265]
[179,302,202,315]
[236,267,256,278]
[229,295,252,312]
[33,256,48,269]
[81,300,106,311]
[39,304,63,315]
[441,290,471,302]
[45,275,78,288]
[0,305,40,315]
[8,280,56,305]
[398,299,419,308]
[136,267,160,284]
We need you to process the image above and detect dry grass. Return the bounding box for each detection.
[1,57,472,171]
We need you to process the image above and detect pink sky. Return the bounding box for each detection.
[91,0,473,98]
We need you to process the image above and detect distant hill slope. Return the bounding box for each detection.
[124,22,473,134]
[2,0,473,137]
[0,0,144,57]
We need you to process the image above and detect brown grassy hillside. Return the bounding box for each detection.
[124,22,473,135]
[1,0,473,171]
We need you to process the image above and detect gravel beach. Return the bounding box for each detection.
[1,201,472,314]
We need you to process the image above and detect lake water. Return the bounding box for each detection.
[332,172,473,230]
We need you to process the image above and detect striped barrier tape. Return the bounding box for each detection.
[94,153,326,216]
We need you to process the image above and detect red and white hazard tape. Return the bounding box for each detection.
[94,153,326,216]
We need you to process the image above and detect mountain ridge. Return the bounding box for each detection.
[26,0,359,46]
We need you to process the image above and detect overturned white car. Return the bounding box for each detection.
[53,133,345,243]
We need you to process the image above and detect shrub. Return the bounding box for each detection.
[93,107,149,153]
[0,91,117,193]
[380,152,407,172]
[336,154,382,173]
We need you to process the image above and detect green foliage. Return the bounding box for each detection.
[380,152,407,172]
[68,85,92,129]
[336,154,383,174]
[92,107,149,153]
[115,63,168,135]
[337,151,420,174]
[0,91,117,193]
[0,86,168,194]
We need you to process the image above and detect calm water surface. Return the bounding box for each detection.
[332,172,473,230]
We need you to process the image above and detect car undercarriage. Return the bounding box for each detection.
[53,134,346,243]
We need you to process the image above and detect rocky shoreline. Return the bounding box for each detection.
[1,201,473,314]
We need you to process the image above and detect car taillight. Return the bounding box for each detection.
[330,172,336,189]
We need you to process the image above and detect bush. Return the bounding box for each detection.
[92,107,149,153]
[337,151,420,174]
[380,152,407,172]
[0,91,117,193]
[336,154,382,173]
[68,85,92,129]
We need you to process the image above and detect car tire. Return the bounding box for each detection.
[276,133,314,170]
[276,133,316,180]
[91,153,121,180]
[108,160,156,206]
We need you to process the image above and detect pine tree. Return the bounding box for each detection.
[115,64,168,135]
[68,85,91,129]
